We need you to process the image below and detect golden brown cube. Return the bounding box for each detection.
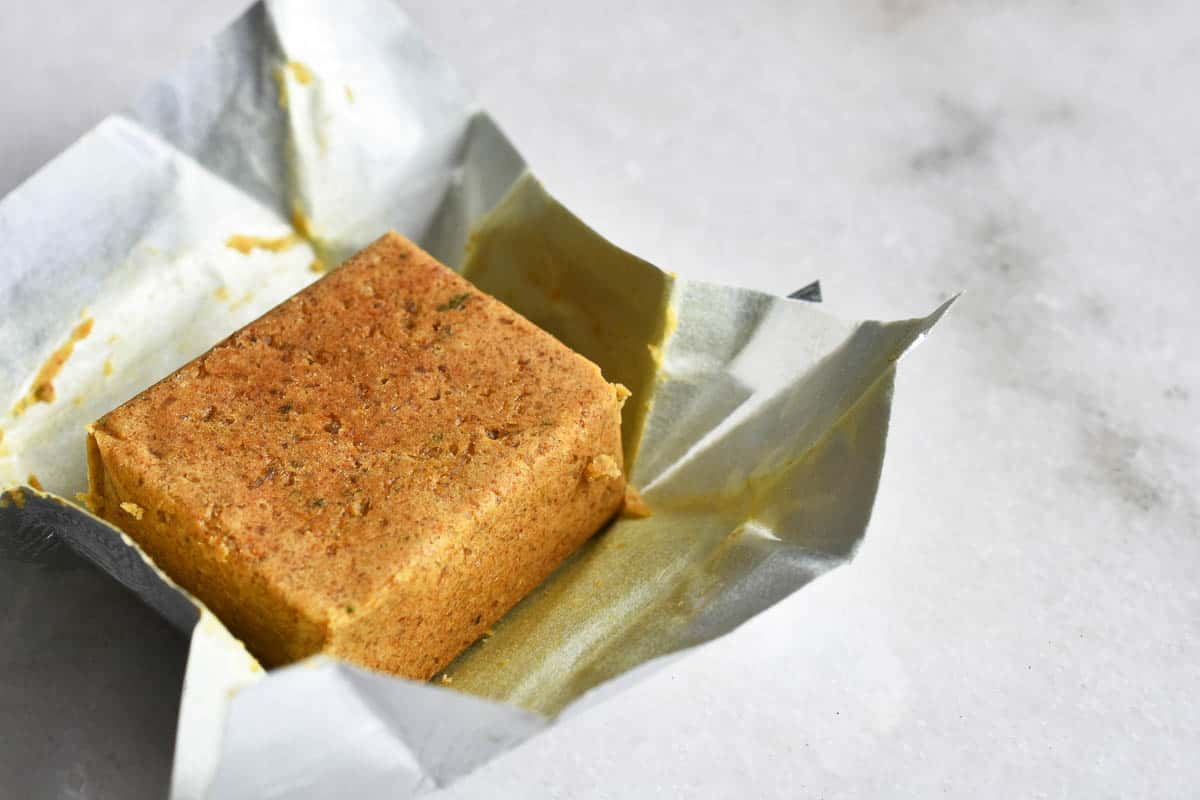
[87,232,626,679]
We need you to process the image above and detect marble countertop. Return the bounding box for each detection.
[2,1,1197,797]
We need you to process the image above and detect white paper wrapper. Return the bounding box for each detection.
[0,1,949,797]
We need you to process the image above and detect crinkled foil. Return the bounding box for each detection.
[0,1,949,797]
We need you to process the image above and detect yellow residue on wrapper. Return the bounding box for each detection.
[620,484,652,519]
[290,204,316,241]
[26,474,43,492]
[291,203,335,272]
[214,286,230,301]
[647,342,663,366]
[345,84,355,103]
[103,359,114,377]
[11,317,94,417]
[271,49,339,271]
[286,60,314,85]
[273,60,315,110]
[225,233,301,255]
[273,66,289,110]
[224,201,330,273]
[614,383,631,408]
[317,130,330,159]
[1,488,26,509]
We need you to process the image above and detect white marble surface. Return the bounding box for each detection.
[3,1,1199,797]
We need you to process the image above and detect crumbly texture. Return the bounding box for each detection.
[87,232,626,678]
[620,485,652,519]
